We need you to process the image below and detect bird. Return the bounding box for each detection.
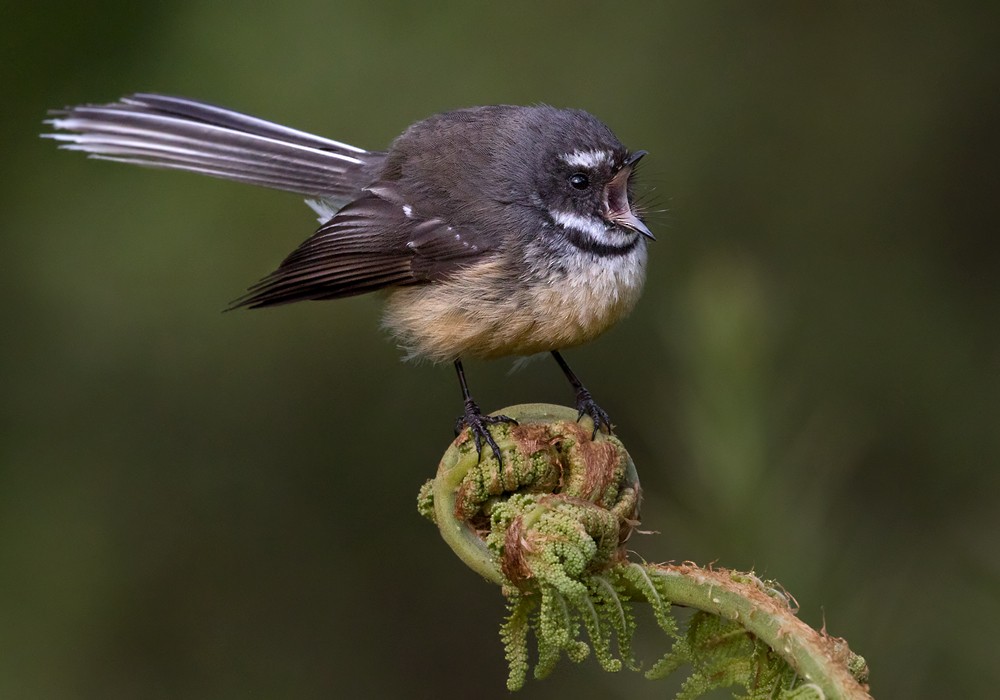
[43,94,654,463]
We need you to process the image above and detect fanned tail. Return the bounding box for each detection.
[42,93,380,202]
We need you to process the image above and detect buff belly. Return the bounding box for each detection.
[382,247,647,362]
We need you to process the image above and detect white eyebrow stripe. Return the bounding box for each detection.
[560,149,612,169]
[549,209,610,240]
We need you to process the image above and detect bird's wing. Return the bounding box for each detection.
[230,184,496,308]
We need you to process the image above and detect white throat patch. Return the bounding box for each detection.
[549,209,636,248]
[550,209,608,240]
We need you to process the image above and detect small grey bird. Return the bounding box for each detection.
[44,94,654,462]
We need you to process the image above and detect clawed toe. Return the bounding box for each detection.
[575,389,613,438]
[456,401,518,464]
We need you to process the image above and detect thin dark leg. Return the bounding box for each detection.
[453,358,517,464]
[551,350,612,437]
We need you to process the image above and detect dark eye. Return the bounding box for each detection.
[568,172,590,190]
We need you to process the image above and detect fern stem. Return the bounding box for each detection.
[638,564,871,699]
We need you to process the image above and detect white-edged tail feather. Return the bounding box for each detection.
[42,93,381,201]
[116,94,367,154]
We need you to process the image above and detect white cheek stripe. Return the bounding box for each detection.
[550,209,610,241]
[560,149,612,169]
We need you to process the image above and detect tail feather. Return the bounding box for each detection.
[43,93,379,201]
[119,93,366,154]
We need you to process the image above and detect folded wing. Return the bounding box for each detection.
[231,186,495,308]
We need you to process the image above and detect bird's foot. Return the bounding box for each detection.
[575,389,613,438]
[454,400,518,464]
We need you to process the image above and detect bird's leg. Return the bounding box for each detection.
[551,350,612,438]
[453,359,518,464]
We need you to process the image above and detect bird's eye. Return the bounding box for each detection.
[569,172,590,190]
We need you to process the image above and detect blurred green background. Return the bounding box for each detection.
[3,2,998,698]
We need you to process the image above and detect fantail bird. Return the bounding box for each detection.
[43,94,654,462]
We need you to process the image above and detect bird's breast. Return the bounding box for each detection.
[382,243,648,362]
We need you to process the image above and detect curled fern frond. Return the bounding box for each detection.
[419,404,870,699]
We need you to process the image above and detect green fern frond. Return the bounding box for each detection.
[420,404,871,698]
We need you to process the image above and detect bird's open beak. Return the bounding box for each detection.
[604,150,654,240]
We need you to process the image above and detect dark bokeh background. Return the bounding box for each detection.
[3,2,998,698]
